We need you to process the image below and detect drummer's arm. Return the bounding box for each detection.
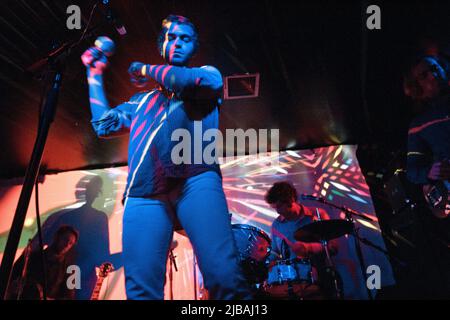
[273,225,316,258]
[269,226,283,261]
[303,239,338,256]
[327,238,339,255]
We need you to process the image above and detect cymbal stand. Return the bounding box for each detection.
[315,208,342,299]
[310,198,374,300]
[168,249,177,300]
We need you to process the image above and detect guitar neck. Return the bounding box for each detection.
[90,277,106,300]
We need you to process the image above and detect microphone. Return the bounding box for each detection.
[100,0,127,36]
[93,36,115,56]
[81,36,115,68]
[300,194,323,201]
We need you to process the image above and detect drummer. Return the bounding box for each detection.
[265,181,339,299]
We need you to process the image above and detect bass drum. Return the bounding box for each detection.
[231,224,272,284]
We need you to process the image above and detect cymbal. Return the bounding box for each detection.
[294,219,353,243]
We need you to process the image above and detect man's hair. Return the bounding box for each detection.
[265,181,298,204]
[157,14,199,56]
[403,55,450,101]
[53,225,79,243]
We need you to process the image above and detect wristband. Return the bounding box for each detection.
[141,64,147,76]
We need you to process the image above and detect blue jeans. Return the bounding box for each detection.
[122,171,251,300]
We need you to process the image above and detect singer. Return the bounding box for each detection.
[81,15,251,300]
[264,181,340,299]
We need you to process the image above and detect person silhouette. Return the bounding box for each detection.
[38,175,122,299]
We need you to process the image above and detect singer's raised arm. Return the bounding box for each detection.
[82,45,135,139]
[130,63,223,101]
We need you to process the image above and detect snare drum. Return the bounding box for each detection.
[263,258,315,298]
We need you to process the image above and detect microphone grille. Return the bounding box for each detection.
[94,36,116,56]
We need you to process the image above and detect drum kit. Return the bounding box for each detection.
[231,195,385,300]
[231,218,352,300]
[171,196,388,300]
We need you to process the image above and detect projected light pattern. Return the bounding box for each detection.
[222,145,378,235]
[0,145,393,299]
[220,145,393,299]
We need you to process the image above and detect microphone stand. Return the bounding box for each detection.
[16,239,32,300]
[193,255,198,300]
[168,249,178,300]
[0,21,108,300]
[306,197,376,300]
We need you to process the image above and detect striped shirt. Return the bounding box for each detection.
[90,65,223,199]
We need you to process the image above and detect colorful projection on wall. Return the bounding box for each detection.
[0,145,394,299]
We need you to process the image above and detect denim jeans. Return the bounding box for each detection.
[122,171,251,299]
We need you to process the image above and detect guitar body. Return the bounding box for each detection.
[423,180,450,219]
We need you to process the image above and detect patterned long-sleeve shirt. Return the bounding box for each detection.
[89,65,223,199]
[407,94,450,184]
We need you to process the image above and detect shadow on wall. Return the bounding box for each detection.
[33,175,122,300]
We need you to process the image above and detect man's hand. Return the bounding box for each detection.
[81,47,109,75]
[128,61,148,88]
[427,160,450,181]
[272,228,309,257]
[289,241,309,257]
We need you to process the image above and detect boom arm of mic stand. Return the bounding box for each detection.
[342,206,376,222]
[307,197,376,222]
[354,234,407,267]
[26,21,108,75]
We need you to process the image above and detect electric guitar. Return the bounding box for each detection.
[423,180,450,219]
[90,262,114,300]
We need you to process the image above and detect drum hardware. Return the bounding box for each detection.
[293,216,353,299]
[169,231,207,300]
[263,258,315,299]
[168,241,178,301]
[287,280,295,300]
[315,208,342,299]
[294,219,353,243]
[193,254,199,300]
[300,194,385,300]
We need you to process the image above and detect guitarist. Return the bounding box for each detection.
[403,54,450,297]
[404,55,450,217]
[6,225,78,300]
